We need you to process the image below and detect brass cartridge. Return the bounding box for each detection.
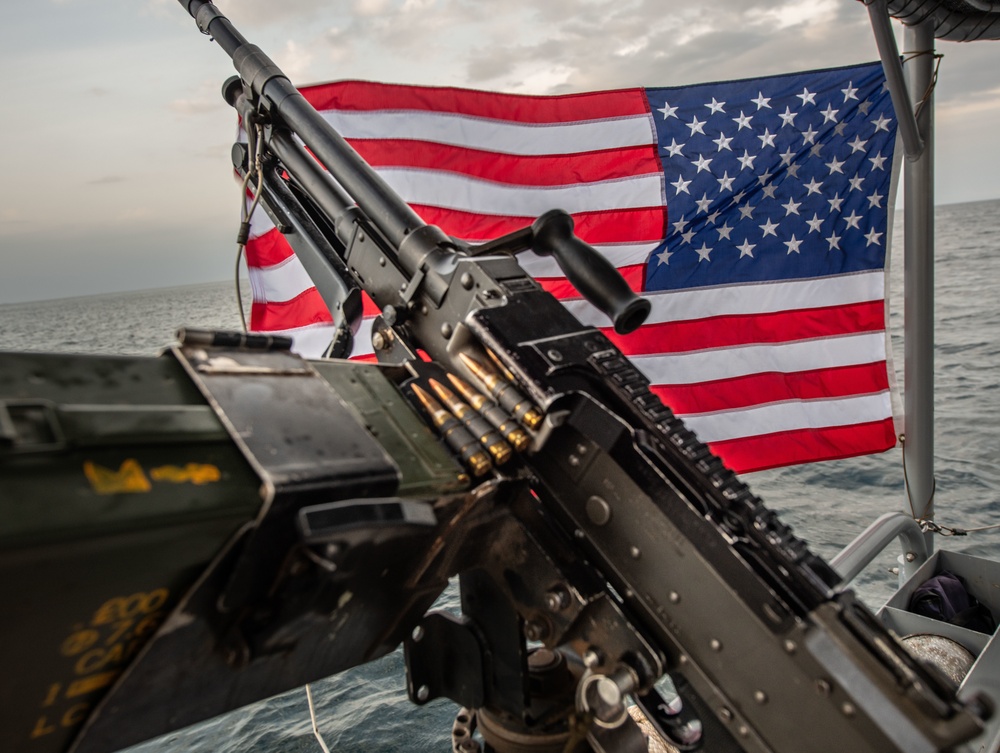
[411,383,492,477]
[429,378,512,465]
[447,373,531,452]
[458,353,543,430]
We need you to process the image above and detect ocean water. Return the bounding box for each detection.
[2,198,1000,751]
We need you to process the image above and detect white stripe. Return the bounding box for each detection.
[632,331,887,385]
[374,167,662,216]
[248,202,275,240]
[248,255,315,304]
[321,110,654,155]
[255,319,376,360]
[517,243,659,277]
[682,392,893,443]
[562,271,885,328]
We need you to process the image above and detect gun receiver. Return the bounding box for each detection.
[57,2,989,751]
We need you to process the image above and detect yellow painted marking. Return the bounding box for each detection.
[61,703,89,728]
[83,459,151,494]
[60,629,99,657]
[66,671,117,699]
[91,589,168,625]
[149,463,221,485]
[41,683,61,708]
[31,716,55,739]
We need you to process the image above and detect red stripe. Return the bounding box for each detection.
[708,418,897,474]
[412,205,668,244]
[250,288,333,331]
[348,139,662,186]
[302,81,649,122]
[246,228,294,267]
[604,300,885,356]
[361,293,380,317]
[651,363,891,415]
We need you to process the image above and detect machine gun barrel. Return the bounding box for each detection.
[181,0,434,268]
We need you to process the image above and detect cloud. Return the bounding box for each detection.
[274,40,317,84]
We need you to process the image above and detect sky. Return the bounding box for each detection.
[1,0,998,304]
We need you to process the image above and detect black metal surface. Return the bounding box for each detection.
[880,0,1000,40]
[405,611,486,710]
[171,342,401,615]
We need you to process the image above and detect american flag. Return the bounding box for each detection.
[243,61,899,473]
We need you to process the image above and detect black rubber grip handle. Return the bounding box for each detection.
[531,209,651,335]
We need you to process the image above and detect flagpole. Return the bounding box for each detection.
[903,19,936,532]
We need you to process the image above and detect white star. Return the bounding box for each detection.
[717,171,736,192]
[796,87,817,106]
[803,177,823,195]
[784,234,803,254]
[687,116,707,135]
[731,190,746,204]
[843,210,863,230]
[848,134,868,153]
[716,222,734,240]
[848,175,865,192]
[733,110,753,130]
[658,101,678,119]
[757,128,776,148]
[779,147,795,166]
[738,202,755,219]
[787,163,802,178]
[782,197,802,216]
[761,183,778,199]
[810,143,824,157]
[778,106,797,127]
[663,138,685,157]
[695,242,713,262]
[656,247,674,265]
[826,233,842,250]
[681,229,696,244]
[692,153,713,172]
[806,213,824,233]
[671,175,692,195]
[834,122,847,136]
[867,191,884,209]
[871,114,892,132]
[826,156,845,175]
[695,193,713,213]
[801,125,818,145]
[869,152,887,171]
[706,210,721,225]
[737,239,756,258]
[757,170,773,186]
[705,97,726,114]
[760,218,779,237]
[828,193,845,212]
[841,82,859,101]
[751,91,771,110]
[820,103,839,123]
[865,227,884,246]
[737,150,757,170]
[713,133,734,151]
[672,214,689,234]
[858,99,873,115]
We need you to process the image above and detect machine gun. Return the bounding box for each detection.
[1,2,990,752]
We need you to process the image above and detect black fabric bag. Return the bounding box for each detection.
[909,570,996,634]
